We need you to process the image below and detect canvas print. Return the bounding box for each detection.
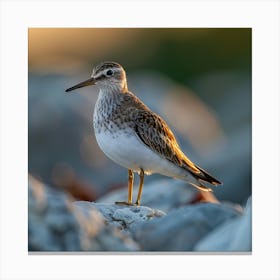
[28,28,252,252]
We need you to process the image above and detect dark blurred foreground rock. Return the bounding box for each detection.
[28,176,138,251]
[194,197,252,251]
[29,175,251,252]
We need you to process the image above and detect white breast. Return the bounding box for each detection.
[94,129,189,180]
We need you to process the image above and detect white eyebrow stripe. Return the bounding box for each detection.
[92,67,120,78]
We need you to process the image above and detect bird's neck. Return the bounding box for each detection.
[99,83,128,96]
[97,87,124,106]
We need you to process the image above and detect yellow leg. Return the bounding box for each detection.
[115,169,134,206]
[127,169,134,204]
[135,169,144,206]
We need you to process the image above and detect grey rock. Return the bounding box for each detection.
[28,180,81,251]
[29,175,250,252]
[28,176,139,251]
[130,203,240,251]
[74,201,165,231]
[194,197,252,252]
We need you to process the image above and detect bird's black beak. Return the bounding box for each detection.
[65,77,96,92]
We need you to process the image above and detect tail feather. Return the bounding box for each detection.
[180,153,222,187]
[195,165,222,186]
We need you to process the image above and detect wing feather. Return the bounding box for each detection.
[133,110,201,174]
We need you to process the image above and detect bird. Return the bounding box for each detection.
[65,61,222,206]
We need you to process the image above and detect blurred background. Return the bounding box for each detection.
[28,28,251,205]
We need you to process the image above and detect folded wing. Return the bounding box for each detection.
[134,110,221,186]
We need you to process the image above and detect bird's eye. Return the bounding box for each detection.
[106,70,113,76]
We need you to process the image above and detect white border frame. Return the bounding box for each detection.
[1,1,279,279]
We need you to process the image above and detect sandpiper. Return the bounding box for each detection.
[66,61,222,206]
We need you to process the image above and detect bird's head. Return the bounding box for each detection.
[65,61,127,93]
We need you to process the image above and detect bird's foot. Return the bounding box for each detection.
[115,201,140,206]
